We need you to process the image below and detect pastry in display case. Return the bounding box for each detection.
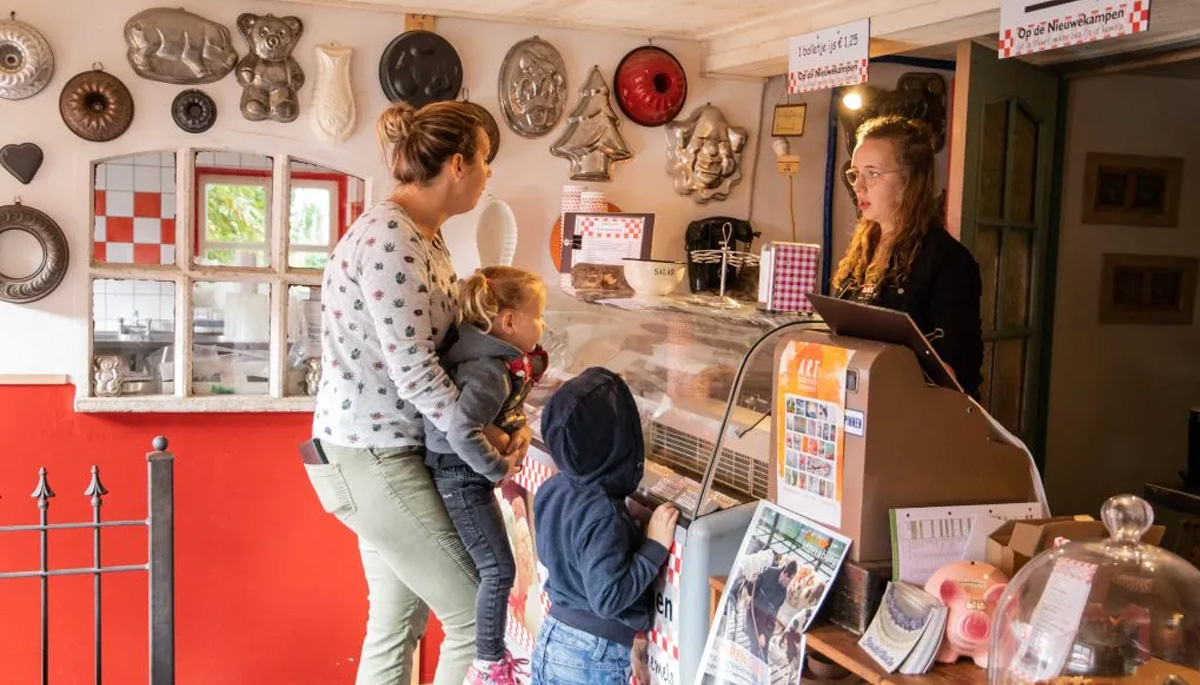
[526,290,811,521]
[989,494,1200,685]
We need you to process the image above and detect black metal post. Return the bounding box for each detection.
[30,468,55,685]
[147,436,175,685]
[86,465,108,685]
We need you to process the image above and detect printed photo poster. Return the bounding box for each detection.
[775,341,855,528]
[694,501,850,685]
[645,525,688,685]
[499,456,555,672]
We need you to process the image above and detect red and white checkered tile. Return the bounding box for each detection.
[93,154,177,266]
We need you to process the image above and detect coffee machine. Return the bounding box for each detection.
[684,216,758,294]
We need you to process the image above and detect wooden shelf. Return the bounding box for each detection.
[805,623,985,685]
[710,576,985,685]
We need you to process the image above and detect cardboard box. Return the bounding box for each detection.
[986,515,1166,576]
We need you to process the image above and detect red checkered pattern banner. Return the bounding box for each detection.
[664,541,683,585]
[767,243,821,314]
[514,458,553,494]
[787,58,868,94]
[999,1,1150,58]
[506,612,538,659]
[578,216,644,240]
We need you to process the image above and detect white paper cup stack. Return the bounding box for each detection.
[580,191,608,214]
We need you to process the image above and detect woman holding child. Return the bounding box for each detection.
[302,100,533,685]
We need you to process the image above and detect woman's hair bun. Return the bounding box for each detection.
[379,103,417,145]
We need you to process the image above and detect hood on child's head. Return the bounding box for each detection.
[540,367,644,497]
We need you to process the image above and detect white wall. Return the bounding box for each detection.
[1043,74,1200,515]
[0,0,763,380]
[748,61,955,286]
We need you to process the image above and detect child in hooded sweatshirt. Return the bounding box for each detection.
[531,367,679,685]
[423,265,549,685]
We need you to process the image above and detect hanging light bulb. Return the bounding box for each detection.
[842,90,863,111]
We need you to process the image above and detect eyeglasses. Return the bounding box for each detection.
[844,167,901,186]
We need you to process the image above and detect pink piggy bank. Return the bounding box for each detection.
[923,560,1009,668]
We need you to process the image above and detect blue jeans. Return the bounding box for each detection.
[531,617,632,685]
[431,464,515,662]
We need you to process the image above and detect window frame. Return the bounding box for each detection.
[80,148,373,413]
[196,170,274,268]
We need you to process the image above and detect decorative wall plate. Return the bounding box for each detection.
[379,30,462,108]
[0,15,54,100]
[172,89,216,133]
[614,45,687,127]
[124,8,238,84]
[497,36,567,138]
[59,67,135,142]
[0,142,43,184]
[462,100,500,164]
[0,202,68,304]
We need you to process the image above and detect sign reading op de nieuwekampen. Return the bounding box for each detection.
[787,19,870,94]
[999,0,1151,58]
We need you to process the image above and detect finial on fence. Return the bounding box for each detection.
[84,465,108,505]
[30,467,55,505]
[152,436,168,452]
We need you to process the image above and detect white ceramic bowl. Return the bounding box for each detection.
[622,258,687,296]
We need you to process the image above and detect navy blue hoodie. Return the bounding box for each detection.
[534,367,669,647]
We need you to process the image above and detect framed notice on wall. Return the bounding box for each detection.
[558,212,655,274]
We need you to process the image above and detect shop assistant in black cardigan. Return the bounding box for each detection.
[833,115,985,400]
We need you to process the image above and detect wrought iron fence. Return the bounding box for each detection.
[0,436,175,685]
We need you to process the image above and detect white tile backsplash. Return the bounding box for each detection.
[135,153,162,167]
[134,280,159,295]
[134,218,161,244]
[161,245,176,265]
[134,165,161,192]
[94,164,107,190]
[161,193,176,219]
[214,151,241,167]
[196,151,216,166]
[242,154,272,169]
[161,167,176,193]
[106,243,134,264]
[105,190,134,217]
[106,164,134,192]
[94,216,107,242]
[161,153,176,167]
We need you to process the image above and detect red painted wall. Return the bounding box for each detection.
[0,385,444,684]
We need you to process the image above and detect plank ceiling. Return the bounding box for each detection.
[277,0,1200,77]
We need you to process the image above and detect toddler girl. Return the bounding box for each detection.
[423,265,548,685]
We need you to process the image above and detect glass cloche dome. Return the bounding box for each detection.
[989,494,1200,685]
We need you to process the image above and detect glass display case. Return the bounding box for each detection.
[989,494,1200,685]
[525,290,820,521]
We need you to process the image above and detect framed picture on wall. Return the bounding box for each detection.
[1083,153,1184,227]
[772,104,808,137]
[1099,253,1198,325]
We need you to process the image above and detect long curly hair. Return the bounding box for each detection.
[832,115,939,296]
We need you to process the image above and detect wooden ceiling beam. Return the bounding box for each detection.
[703,0,1001,77]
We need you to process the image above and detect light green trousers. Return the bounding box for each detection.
[306,444,480,685]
